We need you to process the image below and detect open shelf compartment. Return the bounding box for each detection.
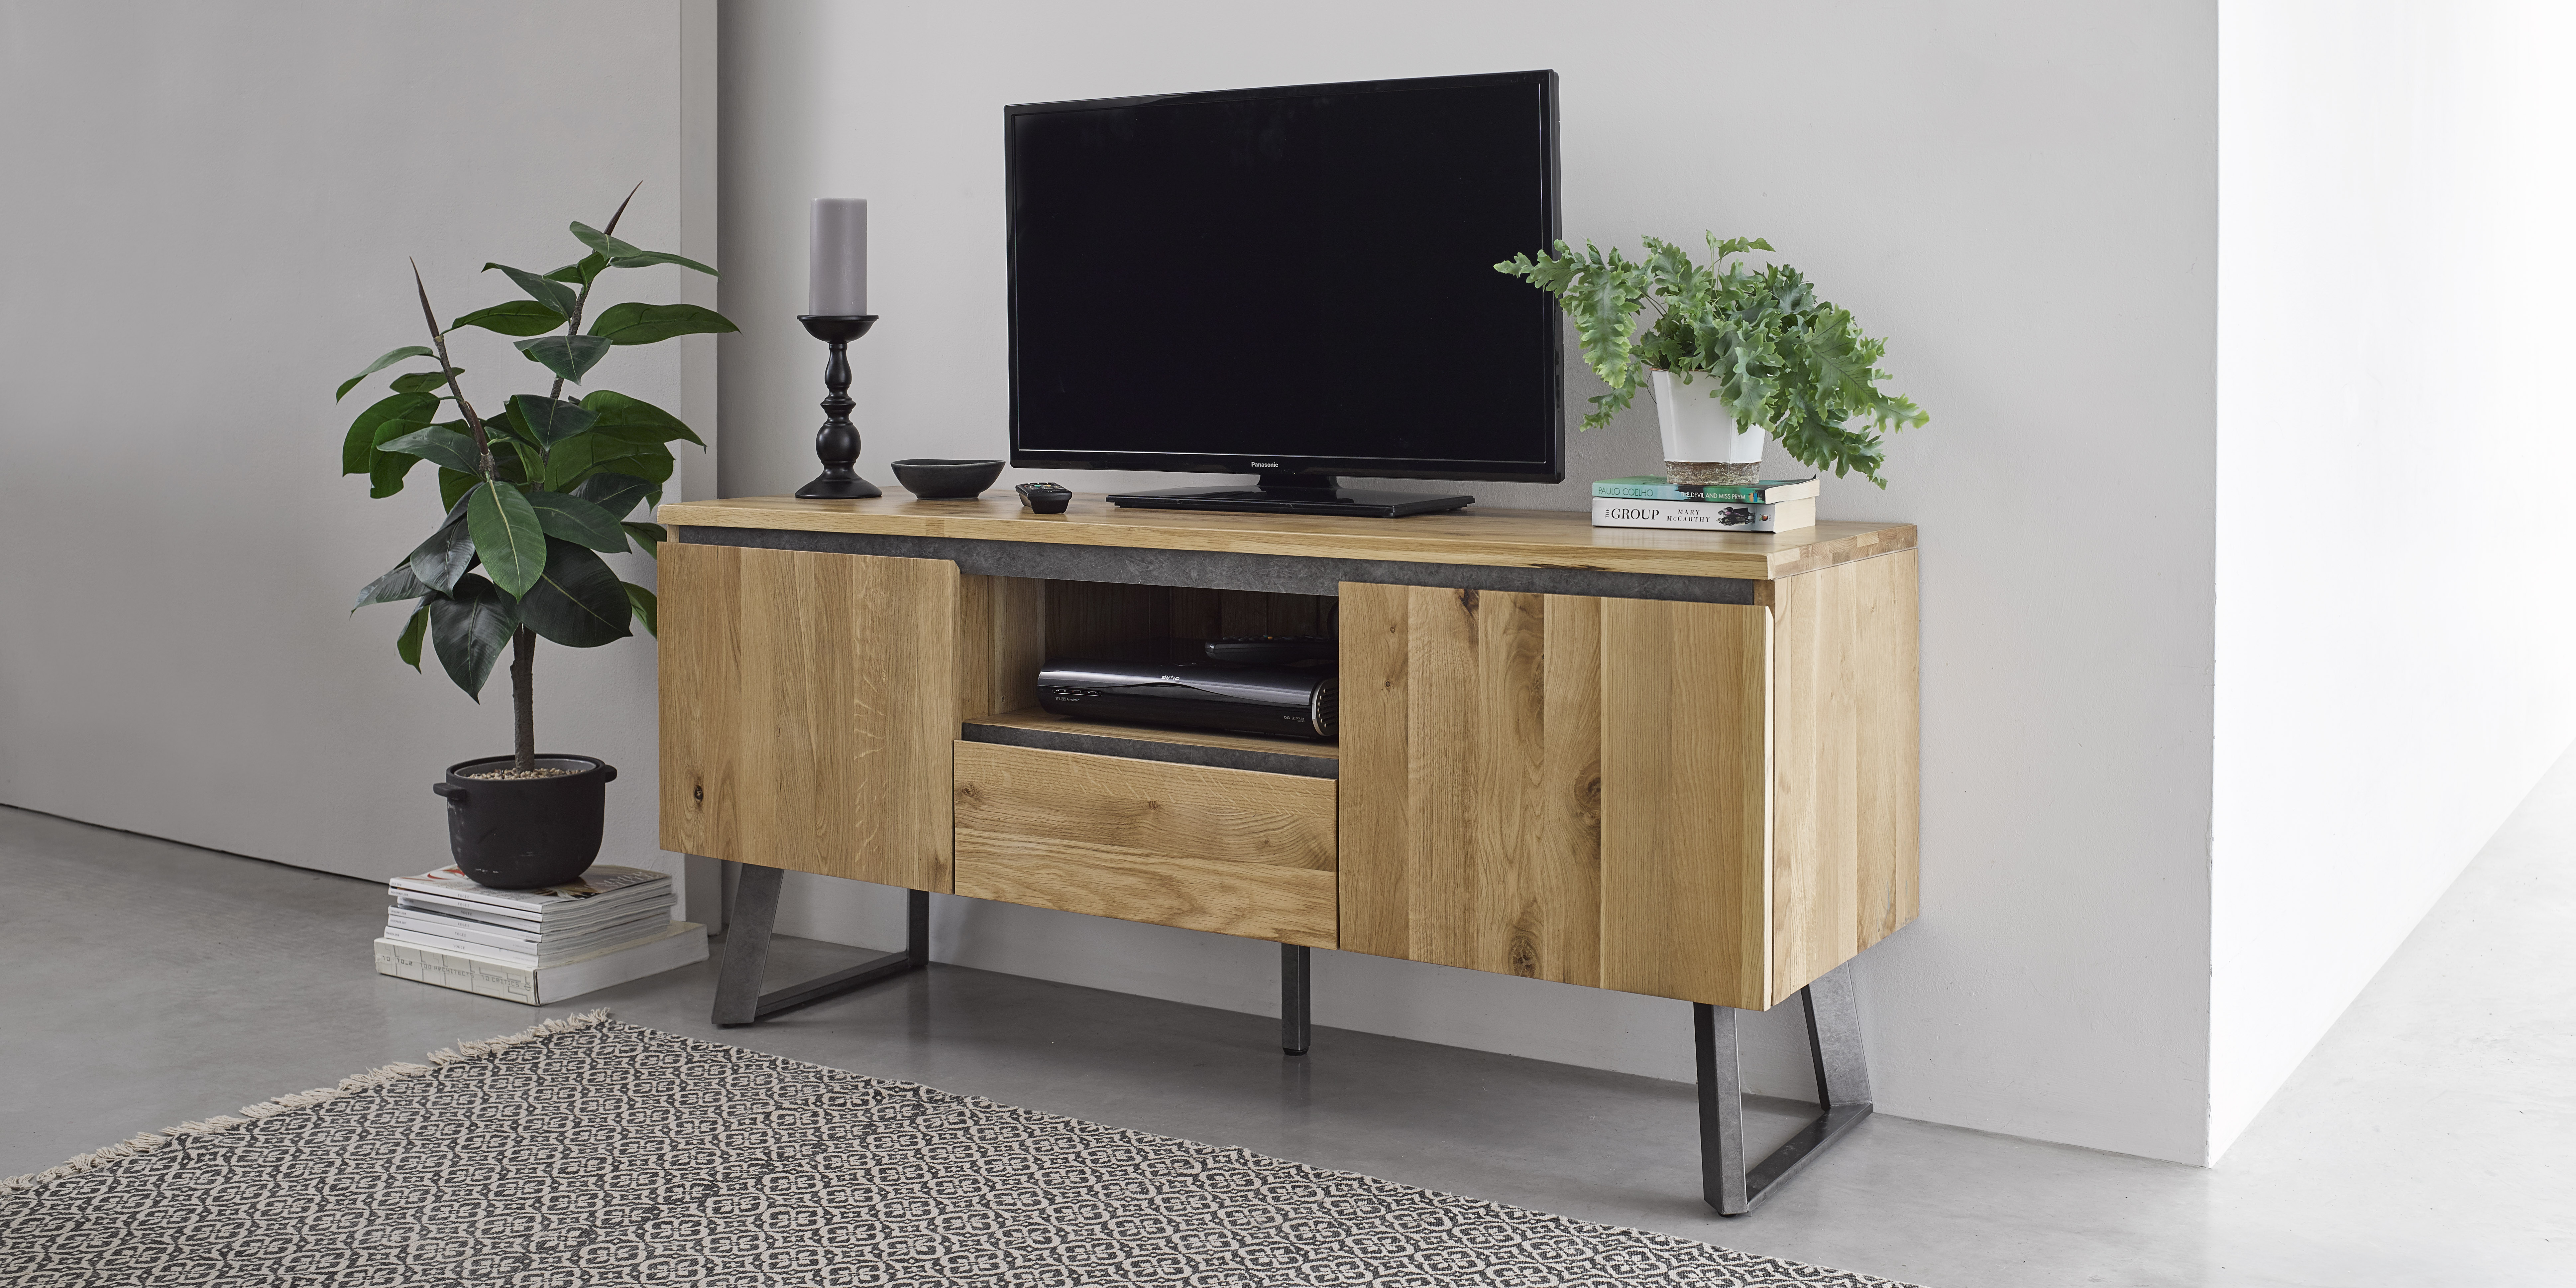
[960,577,1340,778]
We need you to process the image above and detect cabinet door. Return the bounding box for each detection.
[1338,584,1606,985]
[1595,598,1772,1010]
[1338,582,1774,1008]
[661,542,960,889]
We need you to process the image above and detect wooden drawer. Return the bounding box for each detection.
[952,742,1338,947]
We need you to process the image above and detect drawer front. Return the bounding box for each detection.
[952,742,1338,947]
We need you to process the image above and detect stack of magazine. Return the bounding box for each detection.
[374,865,705,1005]
[1589,476,1821,532]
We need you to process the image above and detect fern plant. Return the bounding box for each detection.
[1496,234,1927,485]
[336,187,735,772]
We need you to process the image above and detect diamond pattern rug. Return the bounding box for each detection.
[0,1013,1917,1287]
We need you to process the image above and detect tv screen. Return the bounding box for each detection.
[1007,71,1561,486]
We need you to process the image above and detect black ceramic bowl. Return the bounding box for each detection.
[891,458,1004,500]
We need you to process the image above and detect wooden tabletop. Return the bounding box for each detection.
[658,494,1915,581]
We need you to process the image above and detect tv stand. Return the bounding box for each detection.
[1108,472,1473,518]
[655,492,1919,1214]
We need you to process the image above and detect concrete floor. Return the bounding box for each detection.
[4,769,2572,1287]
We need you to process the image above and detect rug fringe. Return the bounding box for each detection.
[0,1008,613,1197]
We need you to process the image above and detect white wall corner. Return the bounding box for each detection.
[2209,0,2576,1161]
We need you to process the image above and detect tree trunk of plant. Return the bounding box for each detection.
[510,627,537,773]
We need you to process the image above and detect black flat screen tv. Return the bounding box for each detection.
[1005,70,1561,517]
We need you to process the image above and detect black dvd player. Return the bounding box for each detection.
[1037,657,1337,741]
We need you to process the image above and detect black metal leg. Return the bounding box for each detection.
[711,871,930,1027]
[1281,944,1311,1055]
[711,865,783,1026]
[1696,962,1873,1215]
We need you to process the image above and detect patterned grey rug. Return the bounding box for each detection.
[0,1013,1916,1287]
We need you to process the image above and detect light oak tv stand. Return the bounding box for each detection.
[655,493,1919,1214]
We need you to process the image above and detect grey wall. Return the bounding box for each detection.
[0,3,716,897]
[720,0,2220,1162]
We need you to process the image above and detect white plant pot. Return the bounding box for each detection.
[1648,369,1766,484]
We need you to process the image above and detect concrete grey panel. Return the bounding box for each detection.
[959,720,1339,780]
[674,525,1761,606]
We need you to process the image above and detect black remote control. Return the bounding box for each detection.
[1204,636,1335,665]
[1015,482,1072,514]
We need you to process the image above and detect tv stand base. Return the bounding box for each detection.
[1109,474,1472,517]
[709,865,1322,1052]
[1697,963,1874,1215]
[711,865,928,1026]
[709,859,1870,1216]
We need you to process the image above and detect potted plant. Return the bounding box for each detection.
[1497,234,1927,486]
[338,187,735,889]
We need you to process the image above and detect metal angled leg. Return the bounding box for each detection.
[1696,962,1873,1215]
[712,866,930,1027]
[1281,944,1312,1055]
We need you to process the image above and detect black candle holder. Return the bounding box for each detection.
[793,314,881,499]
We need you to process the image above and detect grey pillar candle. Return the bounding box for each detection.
[808,197,868,316]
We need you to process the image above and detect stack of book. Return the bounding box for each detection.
[1590,476,1822,532]
[373,864,706,1005]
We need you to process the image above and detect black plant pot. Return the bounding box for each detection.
[431,754,618,890]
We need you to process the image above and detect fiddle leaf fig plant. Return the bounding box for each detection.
[338,185,736,773]
[1496,233,1927,486]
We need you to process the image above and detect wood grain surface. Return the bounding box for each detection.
[659,543,959,889]
[1766,548,1920,1004]
[958,575,1045,721]
[1337,584,1605,986]
[952,742,1339,946]
[1597,597,1775,1010]
[660,494,1914,582]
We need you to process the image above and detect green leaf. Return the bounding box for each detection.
[428,574,520,699]
[569,221,644,261]
[369,444,424,499]
[518,539,632,647]
[574,471,658,520]
[587,302,739,347]
[523,488,629,553]
[336,346,435,402]
[573,222,719,275]
[621,522,666,558]
[607,249,719,275]
[353,559,431,611]
[481,262,580,317]
[623,582,658,636]
[580,389,705,447]
[545,434,673,492]
[449,300,567,337]
[438,466,480,513]
[543,252,610,286]
[342,392,438,475]
[488,397,537,447]
[467,481,547,599]
[387,367,464,395]
[508,394,598,446]
[379,424,480,476]
[506,436,544,486]
[514,333,613,383]
[395,603,430,671]
[405,499,477,593]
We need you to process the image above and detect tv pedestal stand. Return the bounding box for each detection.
[1108,472,1473,518]
[657,492,1920,1215]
